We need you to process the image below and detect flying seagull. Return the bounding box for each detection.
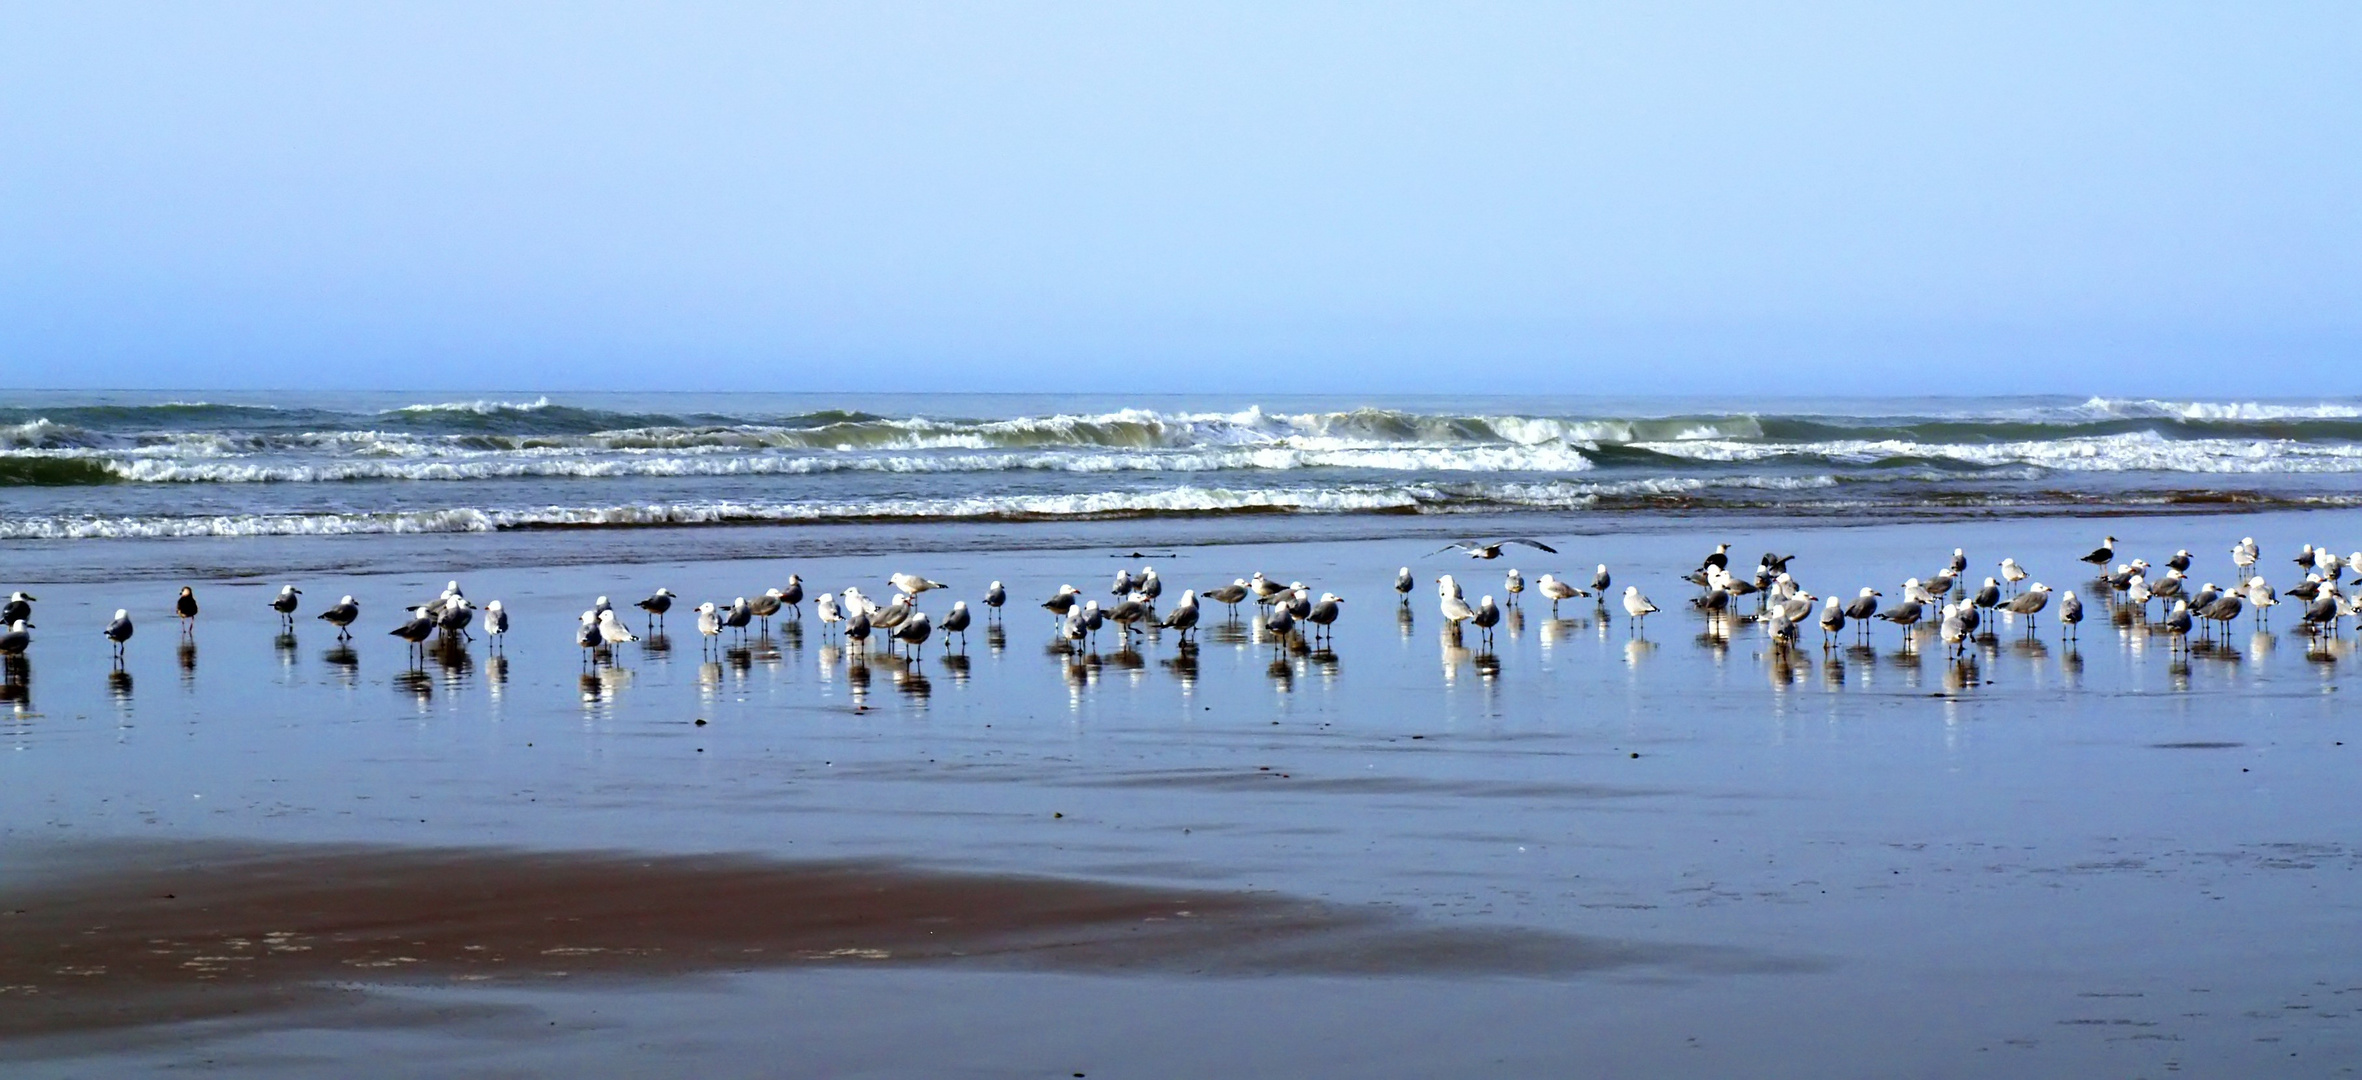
[1430,539,1558,560]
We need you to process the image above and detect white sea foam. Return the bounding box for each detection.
[389,396,555,415]
[2071,397,2362,422]
[0,487,1426,539]
[1634,431,2362,473]
[0,474,1879,540]
[53,439,1605,483]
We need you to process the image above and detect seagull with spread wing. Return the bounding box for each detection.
[1429,538,1558,560]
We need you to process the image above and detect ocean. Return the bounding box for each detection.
[6,392,2362,543]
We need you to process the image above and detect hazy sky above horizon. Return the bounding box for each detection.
[3,3,2356,395]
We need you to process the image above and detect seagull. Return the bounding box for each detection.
[1264,595,1298,647]
[1503,569,1525,607]
[941,601,972,649]
[577,611,601,661]
[844,610,872,650]
[1877,598,1925,638]
[635,588,675,633]
[1621,586,1659,633]
[484,600,508,649]
[2060,591,2083,640]
[1078,600,1105,649]
[1775,591,1818,627]
[1998,558,2027,593]
[1306,592,1343,646]
[2288,575,2323,602]
[890,573,947,597]
[1204,580,1250,617]
[1925,570,1957,601]
[2231,537,2258,579]
[270,585,302,626]
[1110,568,1135,598]
[1945,548,1967,576]
[175,587,199,633]
[984,580,1006,620]
[1698,543,1731,572]
[781,575,805,618]
[1536,573,1586,613]
[1395,567,1414,602]
[1590,564,1612,598]
[0,618,29,658]
[437,595,474,642]
[1471,595,1501,647]
[0,592,32,624]
[1939,603,1968,659]
[2001,583,2051,636]
[1137,567,1163,601]
[597,608,640,649]
[722,596,754,639]
[1107,593,1156,642]
[2195,592,2244,639]
[103,609,133,659]
[2302,586,2341,637]
[2294,544,2318,571]
[1042,584,1082,621]
[2080,537,2118,568]
[1844,587,1881,641]
[1431,539,1558,560]
[864,596,909,651]
[1250,572,1292,605]
[749,589,783,631]
[695,601,723,653]
[892,611,934,659]
[317,595,360,639]
[390,610,435,660]
[1437,576,1475,627]
[2162,600,2194,653]
[1159,590,1201,642]
[2166,549,2193,573]
[815,591,843,634]
[2245,577,2278,628]
[1817,595,1846,648]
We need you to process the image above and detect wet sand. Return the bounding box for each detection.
[4,509,2362,1075]
[0,839,1804,1044]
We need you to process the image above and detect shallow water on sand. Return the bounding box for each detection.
[5,510,2362,1076]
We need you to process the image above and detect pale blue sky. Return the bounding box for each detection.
[2,2,2355,394]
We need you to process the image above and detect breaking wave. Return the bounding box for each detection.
[7,393,2362,541]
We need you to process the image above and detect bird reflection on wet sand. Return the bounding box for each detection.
[323,644,360,688]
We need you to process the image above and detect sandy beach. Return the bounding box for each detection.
[4,508,2359,1076]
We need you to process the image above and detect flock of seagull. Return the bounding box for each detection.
[1575,533,2360,661]
[1,533,2355,676]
